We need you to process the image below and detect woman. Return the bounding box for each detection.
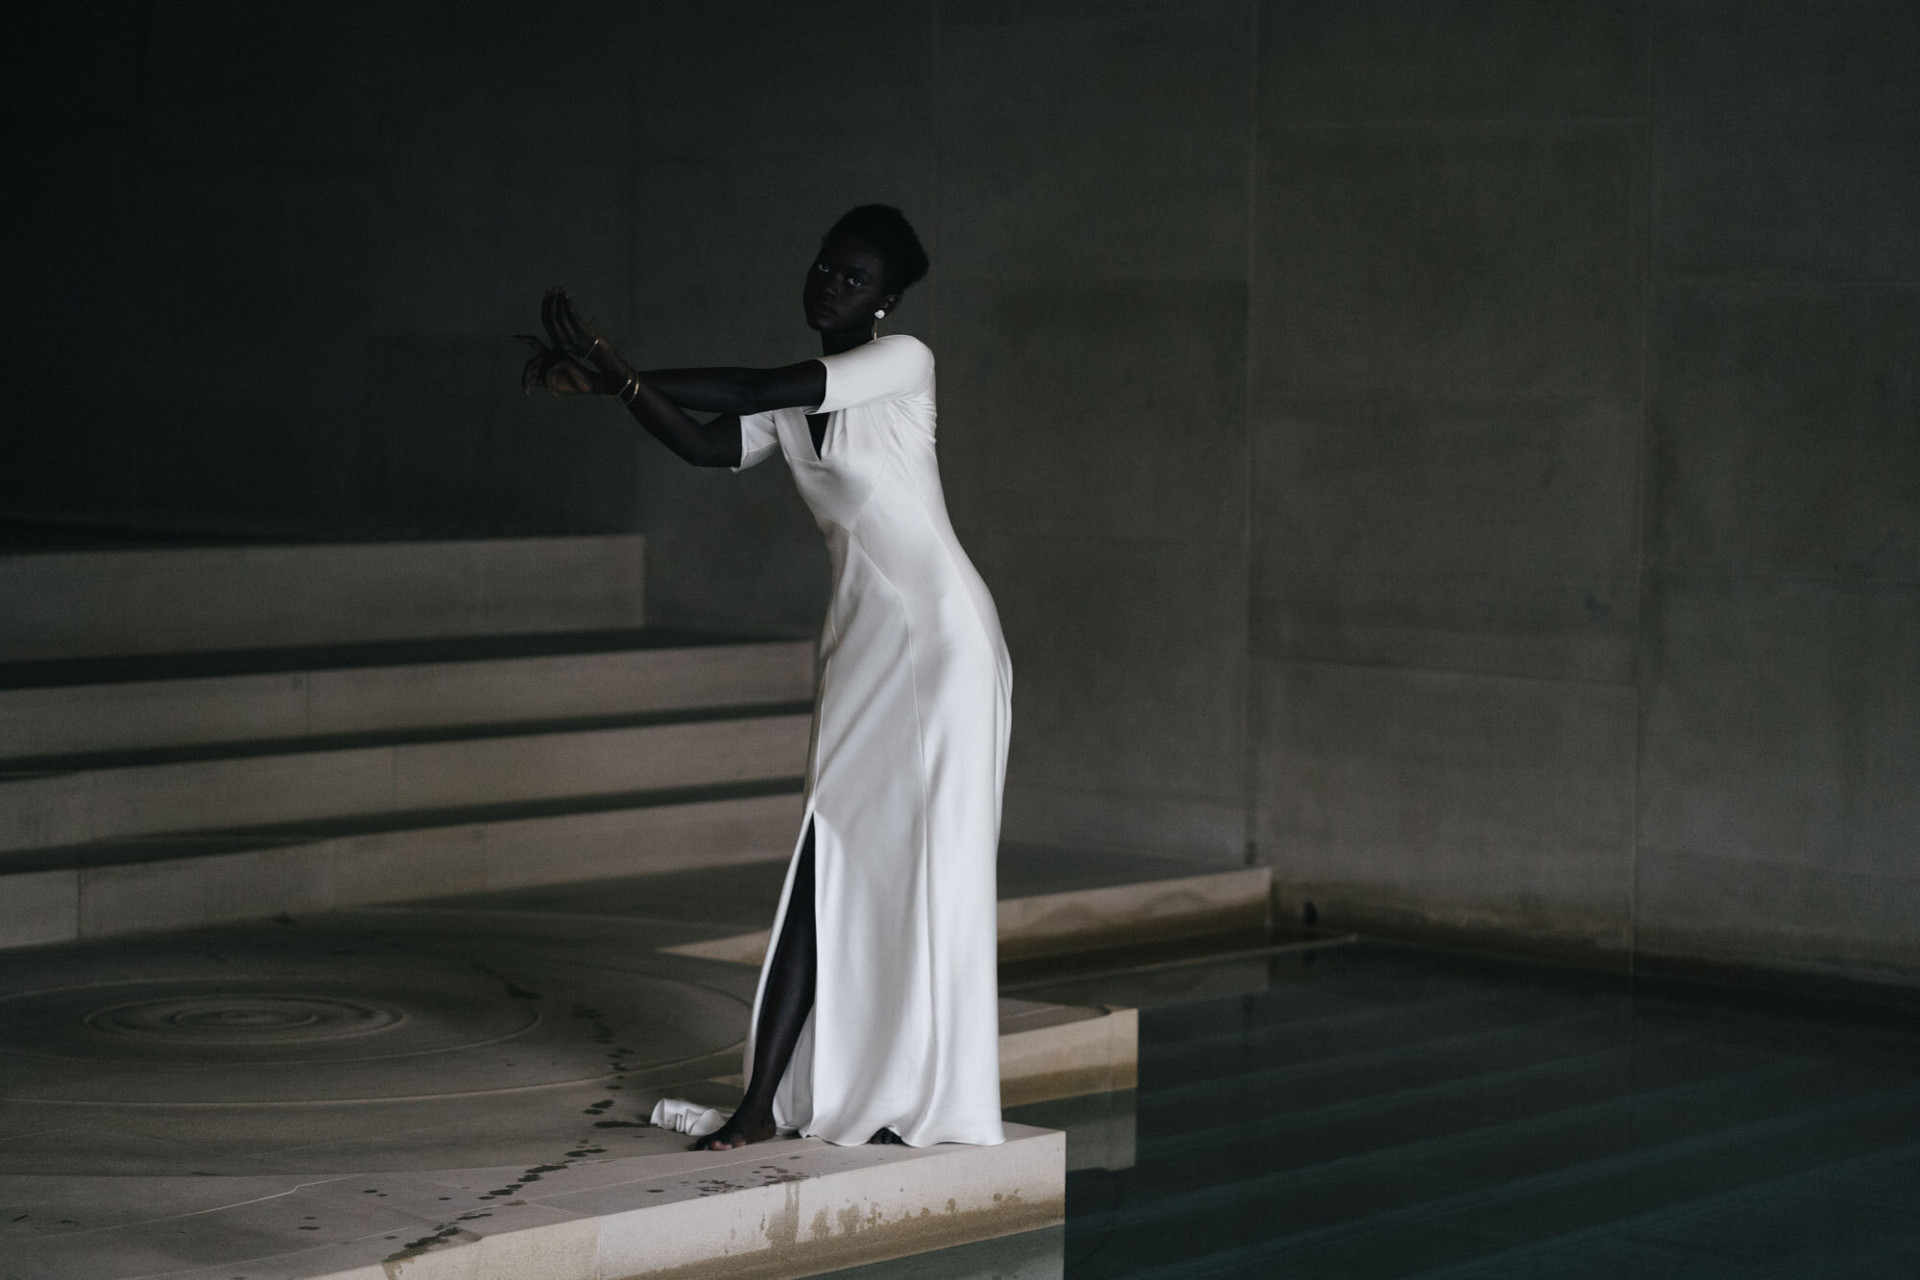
[519,206,1009,1151]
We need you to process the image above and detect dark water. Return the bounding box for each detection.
[835,941,1920,1279]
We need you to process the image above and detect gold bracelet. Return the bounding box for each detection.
[618,375,639,404]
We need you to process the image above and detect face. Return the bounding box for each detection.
[803,232,895,334]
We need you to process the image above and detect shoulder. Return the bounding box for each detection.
[875,334,934,380]
[877,333,931,357]
[814,334,935,413]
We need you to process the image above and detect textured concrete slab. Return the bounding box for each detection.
[936,281,1248,546]
[1249,396,1640,684]
[0,636,814,760]
[997,1002,1138,1107]
[935,1,1252,283]
[1654,2,1920,281]
[1258,0,1645,125]
[662,866,1271,967]
[1252,129,1644,404]
[0,1130,1063,1280]
[0,537,649,663]
[703,997,1133,1114]
[1636,573,1920,982]
[1649,283,1919,582]
[0,713,810,854]
[966,532,1249,865]
[0,868,77,949]
[1253,657,1637,961]
[995,867,1271,962]
[0,899,1070,1280]
[1005,1090,1136,1177]
[0,791,803,949]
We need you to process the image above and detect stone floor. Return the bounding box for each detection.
[0,849,1194,1280]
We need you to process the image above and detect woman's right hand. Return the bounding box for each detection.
[515,334,613,396]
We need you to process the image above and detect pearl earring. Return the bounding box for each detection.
[874,309,886,318]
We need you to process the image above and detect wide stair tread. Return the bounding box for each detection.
[1,776,806,876]
[0,626,796,690]
[0,701,813,776]
[0,628,815,762]
[0,605,818,948]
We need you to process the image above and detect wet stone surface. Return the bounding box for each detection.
[0,905,757,1175]
[0,877,1073,1280]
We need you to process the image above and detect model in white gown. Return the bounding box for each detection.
[518,208,995,1149]
[734,334,1010,1148]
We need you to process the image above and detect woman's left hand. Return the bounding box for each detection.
[516,334,611,396]
[543,287,605,364]
[518,286,620,395]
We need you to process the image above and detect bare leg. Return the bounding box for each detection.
[695,824,817,1150]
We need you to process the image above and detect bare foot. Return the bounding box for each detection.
[692,1110,777,1151]
[869,1127,905,1144]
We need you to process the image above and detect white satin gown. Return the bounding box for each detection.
[733,334,1010,1147]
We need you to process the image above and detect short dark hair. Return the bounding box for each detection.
[826,205,930,295]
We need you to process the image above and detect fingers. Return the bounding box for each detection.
[553,289,582,350]
[512,334,549,387]
[559,289,601,357]
[524,349,605,398]
[520,327,561,394]
[529,289,604,390]
[542,287,565,350]
[535,287,604,362]
[524,350,560,395]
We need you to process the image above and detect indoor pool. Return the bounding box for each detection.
[831,940,1920,1279]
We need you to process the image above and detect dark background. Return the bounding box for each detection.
[4,2,1916,984]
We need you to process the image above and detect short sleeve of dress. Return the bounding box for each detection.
[732,411,780,472]
[814,335,933,413]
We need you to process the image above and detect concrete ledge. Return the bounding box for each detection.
[664,866,1274,967]
[3,1127,1064,1280]
[0,536,649,662]
[998,1002,1138,1106]
[0,867,78,948]
[0,791,803,949]
[996,866,1272,961]
[0,638,814,760]
[365,1130,1062,1280]
[1269,883,1635,976]
[702,1001,1137,1112]
[0,714,811,853]
[1008,1090,1137,1174]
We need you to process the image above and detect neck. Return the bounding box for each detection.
[820,327,873,356]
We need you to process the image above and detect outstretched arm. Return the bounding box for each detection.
[634,364,826,416]
[534,288,826,468]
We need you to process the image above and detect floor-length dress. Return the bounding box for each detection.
[732,334,1010,1148]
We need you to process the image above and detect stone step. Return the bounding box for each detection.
[0,708,813,855]
[661,865,1275,968]
[0,783,806,949]
[0,630,814,760]
[298,1126,1065,1280]
[694,998,1137,1112]
[0,535,649,662]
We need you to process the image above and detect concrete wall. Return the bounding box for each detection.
[4,2,1915,985]
[2,2,650,541]
[1634,2,1920,984]
[1247,1,1648,967]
